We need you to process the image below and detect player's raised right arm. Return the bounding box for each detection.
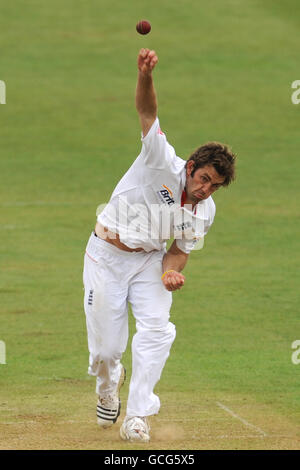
[136,49,158,137]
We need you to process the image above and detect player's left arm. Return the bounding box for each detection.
[161,241,188,291]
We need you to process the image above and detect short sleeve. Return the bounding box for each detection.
[140,117,177,170]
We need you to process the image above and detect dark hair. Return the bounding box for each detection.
[186,142,236,186]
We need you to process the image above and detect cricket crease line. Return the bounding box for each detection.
[216,401,268,437]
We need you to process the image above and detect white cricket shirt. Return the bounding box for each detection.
[97,117,216,253]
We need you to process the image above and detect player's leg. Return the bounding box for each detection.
[83,233,129,427]
[120,251,176,441]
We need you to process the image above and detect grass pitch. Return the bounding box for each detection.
[0,0,300,450]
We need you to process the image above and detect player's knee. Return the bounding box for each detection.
[99,345,122,363]
[89,345,122,373]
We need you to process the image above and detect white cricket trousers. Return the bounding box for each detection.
[83,232,176,417]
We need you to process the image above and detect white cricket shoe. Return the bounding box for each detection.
[120,416,150,442]
[97,365,126,428]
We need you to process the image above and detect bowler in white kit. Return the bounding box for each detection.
[83,48,236,442]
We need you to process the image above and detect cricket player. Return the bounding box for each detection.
[83,48,236,442]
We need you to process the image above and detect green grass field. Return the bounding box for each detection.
[1,0,300,450]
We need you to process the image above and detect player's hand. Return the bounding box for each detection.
[138,48,158,75]
[162,270,185,292]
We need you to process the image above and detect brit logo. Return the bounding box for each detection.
[158,185,175,206]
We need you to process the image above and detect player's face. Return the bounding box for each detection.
[185,163,225,203]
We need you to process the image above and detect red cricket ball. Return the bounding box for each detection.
[136,20,151,35]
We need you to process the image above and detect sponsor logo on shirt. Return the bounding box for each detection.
[157,185,175,206]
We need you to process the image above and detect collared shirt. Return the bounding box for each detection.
[97,118,216,253]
